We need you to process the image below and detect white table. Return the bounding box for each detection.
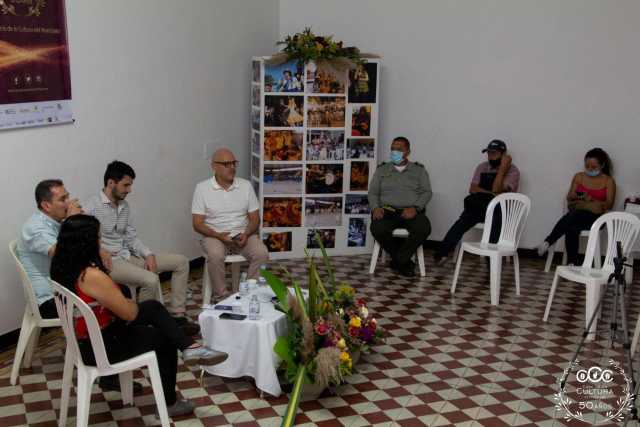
[198,288,288,397]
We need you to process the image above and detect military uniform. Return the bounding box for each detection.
[368,161,432,273]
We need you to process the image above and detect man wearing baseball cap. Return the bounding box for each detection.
[434,139,520,264]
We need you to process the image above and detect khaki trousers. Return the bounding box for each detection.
[201,235,269,298]
[110,253,190,315]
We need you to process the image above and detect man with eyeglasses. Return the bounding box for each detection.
[192,148,268,301]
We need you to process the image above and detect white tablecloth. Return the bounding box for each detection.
[198,288,288,397]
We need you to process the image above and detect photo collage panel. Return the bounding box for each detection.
[253,58,378,252]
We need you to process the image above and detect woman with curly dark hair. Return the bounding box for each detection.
[51,214,227,416]
[537,148,616,265]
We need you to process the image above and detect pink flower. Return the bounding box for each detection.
[315,319,329,336]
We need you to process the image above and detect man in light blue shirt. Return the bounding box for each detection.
[17,179,83,318]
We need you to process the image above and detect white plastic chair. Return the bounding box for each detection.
[8,240,61,386]
[453,223,485,263]
[202,254,247,305]
[51,280,170,427]
[451,193,531,306]
[369,228,426,277]
[544,231,602,272]
[543,212,640,338]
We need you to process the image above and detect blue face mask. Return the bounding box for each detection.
[390,150,404,165]
[585,169,601,177]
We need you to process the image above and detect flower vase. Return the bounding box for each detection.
[300,382,325,402]
[352,350,361,366]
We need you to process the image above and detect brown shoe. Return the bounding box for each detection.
[174,316,200,337]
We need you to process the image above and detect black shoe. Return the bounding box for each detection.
[398,261,415,277]
[174,316,200,337]
[99,375,143,395]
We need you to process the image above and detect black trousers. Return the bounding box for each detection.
[78,300,193,406]
[545,209,600,265]
[370,210,431,266]
[437,193,502,258]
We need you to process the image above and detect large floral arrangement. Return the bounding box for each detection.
[276,27,364,67]
[333,285,383,354]
[261,235,384,426]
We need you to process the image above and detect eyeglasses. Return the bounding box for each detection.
[214,161,239,168]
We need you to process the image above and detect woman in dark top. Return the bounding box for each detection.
[537,148,616,265]
[51,214,227,416]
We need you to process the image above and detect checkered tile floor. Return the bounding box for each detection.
[2,250,640,426]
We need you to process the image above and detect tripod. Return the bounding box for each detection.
[558,242,638,424]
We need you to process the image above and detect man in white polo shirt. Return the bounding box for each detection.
[192,148,268,300]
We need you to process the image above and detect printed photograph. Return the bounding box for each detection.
[345,194,370,214]
[263,197,302,227]
[265,60,304,93]
[251,154,260,178]
[350,161,369,191]
[262,231,292,253]
[252,131,260,155]
[265,95,304,127]
[348,218,367,247]
[251,178,260,198]
[307,96,345,127]
[264,130,303,161]
[351,105,372,136]
[251,107,261,131]
[252,60,261,83]
[306,63,346,94]
[307,228,336,249]
[348,62,377,103]
[305,196,342,227]
[263,164,303,195]
[306,163,343,194]
[251,84,261,107]
[347,138,375,159]
[306,130,344,161]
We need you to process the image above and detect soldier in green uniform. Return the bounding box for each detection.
[368,137,432,276]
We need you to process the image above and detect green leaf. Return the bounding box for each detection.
[281,365,306,427]
[315,231,337,291]
[274,336,294,366]
[262,269,289,311]
[308,262,317,322]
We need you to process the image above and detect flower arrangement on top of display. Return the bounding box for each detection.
[260,234,384,427]
[268,27,373,70]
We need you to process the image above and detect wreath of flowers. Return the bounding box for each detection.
[276,27,364,67]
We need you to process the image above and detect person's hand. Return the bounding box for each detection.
[401,207,417,220]
[218,232,236,247]
[235,232,248,248]
[99,248,113,272]
[499,154,512,172]
[66,199,83,216]
[372,207,384,220]
[144,255,157,272]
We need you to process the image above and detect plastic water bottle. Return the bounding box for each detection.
[247,279,257,292]
[248,295,260,320]
[258,265,268,288]
[239,271,249,297]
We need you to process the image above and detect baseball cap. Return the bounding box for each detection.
[482,139,507,153]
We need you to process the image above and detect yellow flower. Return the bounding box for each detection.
[340,351,351,363]
[349,316,362,328]
[337,338,346,349]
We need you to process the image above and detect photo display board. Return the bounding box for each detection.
[251,57,380,259]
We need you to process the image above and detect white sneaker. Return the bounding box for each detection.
[537,241,550,256]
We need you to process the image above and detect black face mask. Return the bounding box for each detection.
[489,158,501,168]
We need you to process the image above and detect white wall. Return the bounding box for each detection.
[0,0,279,334]
[279,0,640,248]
